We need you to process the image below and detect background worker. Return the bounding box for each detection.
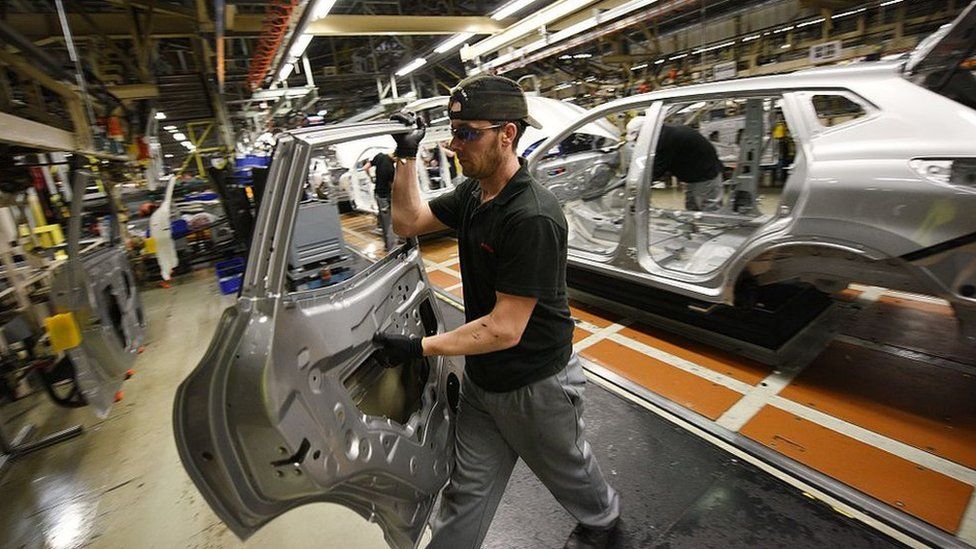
[363,150,396,250]
[373,75,621,549]
[654,124,724,211]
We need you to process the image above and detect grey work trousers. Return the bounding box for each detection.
[684,174,723,212]
[375,195,396,251]
[427,355,620,549]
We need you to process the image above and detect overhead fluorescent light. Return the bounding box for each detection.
[471,0,662,72]
[692,41,735,54]
[181,141,195,150]
[879,0,903,5]
[780,43,791,49]
[832,7,866,19]
[631,63,648,71]
[741,34,761,42]
[164,153,174,158]
[163,125,178,131]
[669,53,688,60]
[278,62,295,81]
[491,0,540,20]
[434,32,475,54]
[795,17,825,28]
[464,0,604,62]
[172,132,187,141]
[290,34,314,58]
[654,59,665,64]
[573,53,592,59]
[155,112,166,120]
[553,82,573,91]
[395,57,427,76]
[310,0,338,19]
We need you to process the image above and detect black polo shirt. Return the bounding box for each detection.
[370,153,395,198]
[653,124,722,183]
[428,160,574,392]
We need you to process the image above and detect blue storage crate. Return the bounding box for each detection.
[215,257,245,278]
[171,218,189,239]
[218,273,243,295]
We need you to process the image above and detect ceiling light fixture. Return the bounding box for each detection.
[155,112,166,120]
[172,132,187,141]
[290,34,314,58]
[471,0,662,73]
[163,125,177,131]
[434,32,475,54]
[692,41,735,54]
[395,57,427,76]
[311,0,338,19]
[278,62,295,81]
[463,0,604,62]
[832,7,867,18]
[491,0,541,20]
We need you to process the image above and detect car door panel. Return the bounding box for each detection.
[174,123,460,549]
[49,169,145,418]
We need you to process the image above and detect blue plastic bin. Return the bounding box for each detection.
[218,274,243,295]
[215,257,245,278]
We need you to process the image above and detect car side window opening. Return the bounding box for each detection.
[646,95,798,275]
[811,94,868,127]
[533,107,643,257]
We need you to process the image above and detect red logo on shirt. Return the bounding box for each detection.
[479,242,494,253]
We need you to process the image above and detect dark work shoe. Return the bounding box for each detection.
[563,518,620,549]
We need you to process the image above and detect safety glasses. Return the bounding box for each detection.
[450,123,505,142]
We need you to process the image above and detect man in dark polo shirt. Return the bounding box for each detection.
[372,75,620,549]
[653,124,724,212]
[363,151,396,250]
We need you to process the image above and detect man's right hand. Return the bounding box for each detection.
[391,112,425,159]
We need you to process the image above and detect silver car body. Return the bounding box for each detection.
[526,45,976,332]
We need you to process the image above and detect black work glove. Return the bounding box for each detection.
[390,112,426,159]
[373,332,424,366]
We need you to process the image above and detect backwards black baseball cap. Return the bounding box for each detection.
[448,75,542,129]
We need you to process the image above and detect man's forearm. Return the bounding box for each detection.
[422,312,519,357]
[391,158,421,235]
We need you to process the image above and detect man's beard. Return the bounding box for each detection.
[459,138,504,180]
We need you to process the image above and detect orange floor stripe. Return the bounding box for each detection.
[444,262,459,271]
[573,327,592,344]
[427,270,460,289]
[582,339,742,420]
[836,287,864,301]
[569,300,620,328]
[618,323,771,386]
[779,341,976,470]
[741,406,973,533]
[878,295,953,316]
[449,285,464,299]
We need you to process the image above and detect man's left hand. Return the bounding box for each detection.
[373,332,424,365]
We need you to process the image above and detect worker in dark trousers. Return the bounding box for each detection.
[364,151,396,250]
[654,124,724,212]
[373,75,621,549]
